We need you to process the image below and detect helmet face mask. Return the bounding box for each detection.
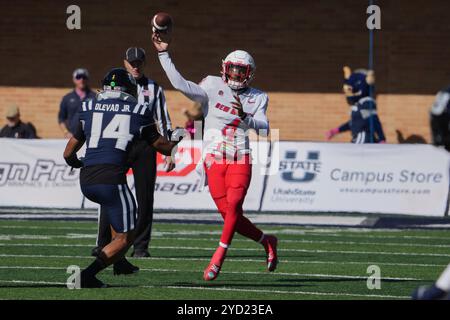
[223,62,252,90]
[221,50,255,90]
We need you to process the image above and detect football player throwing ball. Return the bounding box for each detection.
[151,19,278,281]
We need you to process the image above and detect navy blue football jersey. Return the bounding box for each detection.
[339,97,386,144]
[76,91,156,167]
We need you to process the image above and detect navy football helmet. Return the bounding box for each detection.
[102,68,137,98]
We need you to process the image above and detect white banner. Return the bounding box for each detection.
[0,139,269,211]
[0,139,84,208]
[262,142,450,216]
[1,139,449,217]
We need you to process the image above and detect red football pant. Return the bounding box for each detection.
[205,154,263,246]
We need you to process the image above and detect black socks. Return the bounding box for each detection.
[83,257,108,277]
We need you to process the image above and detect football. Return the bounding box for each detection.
[151,12,173,33]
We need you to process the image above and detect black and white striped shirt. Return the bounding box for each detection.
[136,76,172,138]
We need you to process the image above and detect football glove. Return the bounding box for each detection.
[168,127,187,143]
[65,154,84,169]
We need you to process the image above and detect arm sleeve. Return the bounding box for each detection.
[243,95,270,133]
[158,52,208,104]
[338,121,351,132]
[58,97,67,123]
[153,86,173,139]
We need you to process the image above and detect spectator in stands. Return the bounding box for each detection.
[0,105,37,139]
[58,68,95,138]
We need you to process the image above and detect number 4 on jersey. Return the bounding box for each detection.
[89,113,134,151]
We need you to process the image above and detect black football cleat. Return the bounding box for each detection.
[113,258,140,276]
[131,250,151,258]
[80,271,107,289]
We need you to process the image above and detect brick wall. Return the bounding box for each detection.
[1,0,450,94]
[0,1,446,141]
[0,86,433,143]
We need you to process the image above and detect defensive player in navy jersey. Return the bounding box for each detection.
[63,68,185,288]
[326,66,386,144]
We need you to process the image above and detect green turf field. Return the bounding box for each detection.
[0,219,448,300]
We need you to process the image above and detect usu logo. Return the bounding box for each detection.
[279,150,321,183]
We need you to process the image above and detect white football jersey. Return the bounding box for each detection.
[158,51,269,159]
[199,76,269,157]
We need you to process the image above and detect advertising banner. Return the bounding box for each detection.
[262,142,450,216]
[1,139,448,216]
[0,139,269,211]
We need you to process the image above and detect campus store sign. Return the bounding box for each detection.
[0,139,84,208]
[262,142,450,216]
[151,140,269,211]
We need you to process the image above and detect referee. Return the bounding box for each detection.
[93,47,174,263]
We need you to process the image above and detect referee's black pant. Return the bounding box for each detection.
[95,140,157,254]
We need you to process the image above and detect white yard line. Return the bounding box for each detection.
[0,224,449,240]
[0,225,96,231]
[1,243,449,257]
[0,234,97,240]
[0,279,66,285]
[0,253,91,259]
[0,265,421,281]
[0,254,444,268]
[151,236,450,248]
[304,232,450,241]
[153,245,450,257]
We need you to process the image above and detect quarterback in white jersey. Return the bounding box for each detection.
[152,32,278,281]
[158,53,269,158]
